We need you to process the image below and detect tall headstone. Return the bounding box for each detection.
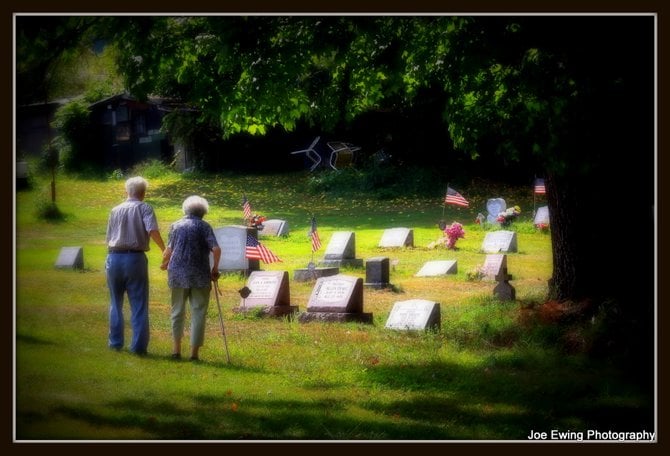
[385,299,441,331]
[298,274,373,323]
[364,257,391,289]
[213,225,259,273]
[486,198,506,225]
[260,219,290,237]
[234,270,297,317]
[415,260,457,277]
[534,206,550,226]
[55,246,84,269]
[481,230,518,253]
[481,254,507,281]
[379,227,414,248]
[320,231,364,268]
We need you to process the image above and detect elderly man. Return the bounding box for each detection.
[106,176,165,355]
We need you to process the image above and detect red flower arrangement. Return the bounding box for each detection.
[247,215,267,230]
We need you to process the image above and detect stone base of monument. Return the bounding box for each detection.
[319,259,365,268]
[233,305,299,319]
[293,267,340,282]
[297,312,373,324]
[363,281,392,290]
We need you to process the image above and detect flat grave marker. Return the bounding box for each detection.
[260,219,289,237]
[415,260,457,277]
[481,230,518,253]
[55,246,84,269]
[385,299,441,331]
[379,227,414,248]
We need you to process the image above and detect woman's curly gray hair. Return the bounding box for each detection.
[182,195,209,218]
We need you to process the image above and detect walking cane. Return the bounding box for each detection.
[213,279,231,363]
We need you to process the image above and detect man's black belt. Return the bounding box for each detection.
[108,249,145,254]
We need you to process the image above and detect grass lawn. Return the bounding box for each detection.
[13,168,655,442]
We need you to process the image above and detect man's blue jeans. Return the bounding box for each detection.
[106,252,150,354]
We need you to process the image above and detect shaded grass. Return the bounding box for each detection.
[14,170,653,441]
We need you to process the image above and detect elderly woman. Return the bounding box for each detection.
[161,195,221,361]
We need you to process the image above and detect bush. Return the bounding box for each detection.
[129,159,176,179]
[35,200,66,222]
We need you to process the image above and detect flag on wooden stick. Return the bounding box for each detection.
[245,235,282,264]
[444,187,469,208]
[242,194,252,220]
[310,216,322,252]
[534,178,546,195]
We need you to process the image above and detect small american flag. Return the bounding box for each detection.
[242,194,252,220]
[534,178,546,195]
[310,216,322,252]
[445,187,469,208]
[245,235,282,264]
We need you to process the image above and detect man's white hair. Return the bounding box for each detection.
[125,176,148,198]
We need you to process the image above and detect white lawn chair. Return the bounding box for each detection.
[326,141,361,170]
[290,136,322,171]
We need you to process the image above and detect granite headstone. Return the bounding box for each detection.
[235,270,297,317]
[213,225,259,272]
[298,274,372,323]
[364,256,391,289]
[481,254,507,281]
[534,206,550,226]
[321,231,363,268]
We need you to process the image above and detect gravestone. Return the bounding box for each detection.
[260,219,289,237]
[379,227,414,248]
[55,246,84,269]
[234,270,297,317]
[534,206,550,226]
[486,198,506,224]
[481,254,507,281]
[298,274,373,323]
[415,260,457,277]
[385,299,441,331]
[481,230,518,253]
[213,225,259,273]
[364,257,391,289]
[493,267,516,301]
[320,231,364,268]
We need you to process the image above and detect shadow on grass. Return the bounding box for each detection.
[15,352,653,441]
